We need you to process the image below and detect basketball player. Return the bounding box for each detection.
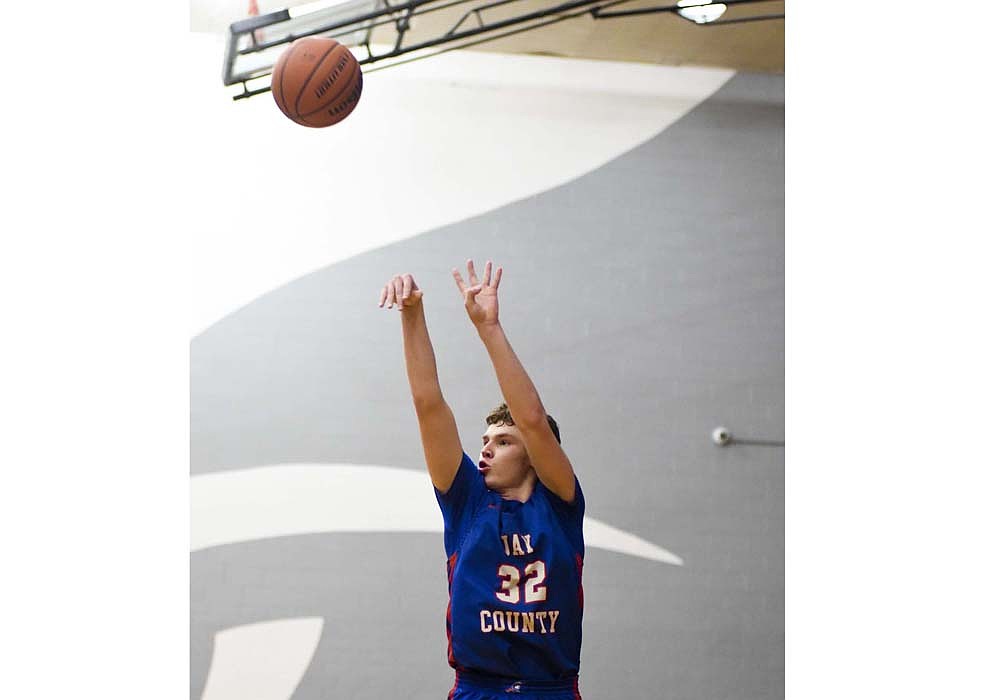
[379,260,585,700]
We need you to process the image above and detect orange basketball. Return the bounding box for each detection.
[271,37,363,128]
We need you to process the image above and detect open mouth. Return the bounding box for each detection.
[478,460,491,473]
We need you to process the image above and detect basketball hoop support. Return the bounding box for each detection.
[222,0,783,99]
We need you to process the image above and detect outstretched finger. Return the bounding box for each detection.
[451,268,466,294]
[483,260,492,287]
[493,265,503,289]
[466,259,479,286]
[393,277,405,310]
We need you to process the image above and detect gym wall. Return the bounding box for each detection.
[190,33,783,700]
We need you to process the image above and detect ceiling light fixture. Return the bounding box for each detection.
[677,0,728,24]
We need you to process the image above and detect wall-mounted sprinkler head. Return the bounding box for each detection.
[712,426,733,446]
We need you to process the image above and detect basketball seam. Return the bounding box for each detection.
[293,41,340,119]
[271,52,288,114]
[276,50,290,118]
[299,55,361,119]
[273,46,312,126]
[274,50,294,121]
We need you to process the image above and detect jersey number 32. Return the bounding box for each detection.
[495,561,548,604]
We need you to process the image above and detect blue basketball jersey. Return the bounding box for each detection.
[435,452,585,681]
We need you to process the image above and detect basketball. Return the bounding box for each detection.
[271,37,363,128]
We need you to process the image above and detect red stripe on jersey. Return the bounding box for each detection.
[446,551,458,669]
[575,553,585,611]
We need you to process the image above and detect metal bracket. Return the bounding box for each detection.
[591,0,782,24]
[222,0,782,99]
[712,426,784,448]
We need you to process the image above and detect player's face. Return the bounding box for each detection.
[478,424,534,490]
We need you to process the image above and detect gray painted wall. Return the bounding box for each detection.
[192,71,784,699]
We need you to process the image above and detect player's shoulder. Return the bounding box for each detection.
[535,474,585,514]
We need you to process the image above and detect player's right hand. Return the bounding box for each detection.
[379,273,424,311]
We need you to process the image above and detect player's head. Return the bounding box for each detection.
[478,403,560,491]
[485,402,560,444]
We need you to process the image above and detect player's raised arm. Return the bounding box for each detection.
[379,273,462,493]
[451,260,577,503]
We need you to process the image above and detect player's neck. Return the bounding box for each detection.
[497,473,537,503]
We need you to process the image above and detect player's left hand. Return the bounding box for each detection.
[378,273,424,311]
[452,259,502,329]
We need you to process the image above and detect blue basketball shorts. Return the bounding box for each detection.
[447,671,582,700]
